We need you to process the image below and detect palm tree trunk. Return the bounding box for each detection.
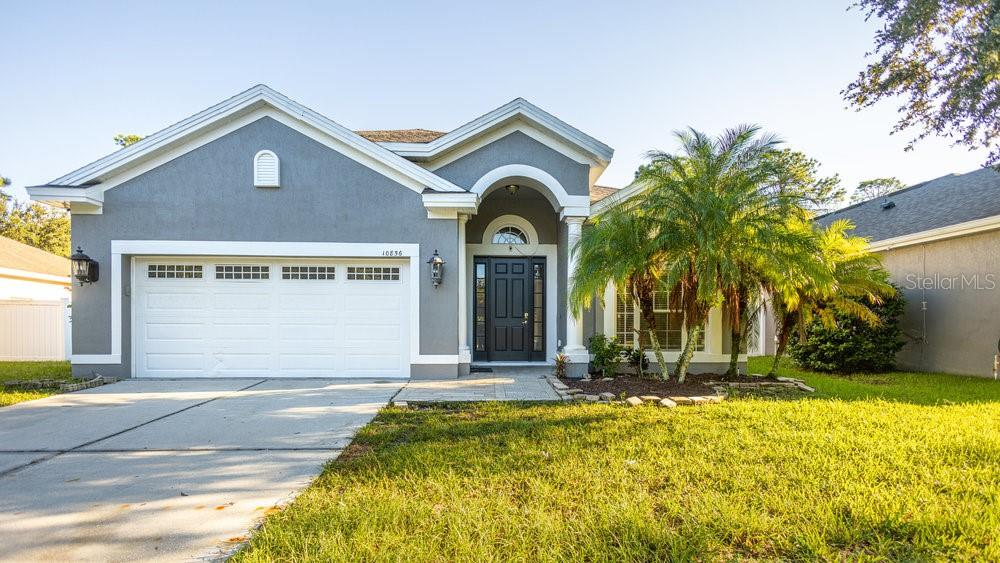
[727,325,741,377]
[675,325,701,383]
[768,312,796,377]
[639,305,668,380]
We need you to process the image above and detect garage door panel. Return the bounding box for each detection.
[145,353,205,371]
[146,292,209,311]
[212,322,271,341]
[145,322,207,340]
[279,292,338,312]
[213,292,273,310]
[135,258,408,378]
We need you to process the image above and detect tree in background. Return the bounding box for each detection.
[844,0,1000,165]
[114,133,144,148]
[0,174,70,257]
[767,220,896,377]
[850,176,906,204]
[763,149,845,213]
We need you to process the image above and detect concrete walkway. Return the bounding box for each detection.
[395,366,560,402]
[0,378,403,562]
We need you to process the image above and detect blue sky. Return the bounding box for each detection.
[0,0,986,203]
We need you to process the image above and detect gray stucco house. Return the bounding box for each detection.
[29,85,741,379]
[815,168,1000,378]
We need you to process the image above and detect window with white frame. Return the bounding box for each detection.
[215,264,270,280]
[491,226,528,245]
[616,288,705,351]
[147,264,203,279]
[282,265,335,280]
[346,266,400,281]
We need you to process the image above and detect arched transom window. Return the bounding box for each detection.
[492,226,528,245]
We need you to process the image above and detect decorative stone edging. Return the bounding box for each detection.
[705,375,815,394]
[544,373,728,407]
[3,375,118,393]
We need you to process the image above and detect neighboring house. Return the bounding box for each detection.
[0,236,72,360]
[816,168,1000,377]
[28,85,741,379]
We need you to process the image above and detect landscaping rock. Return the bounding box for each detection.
[551,381,569,390]
[599,392,616,401]
[624,396,643,407]
[393,401,408,408]
[584,394,600,402]
[776,376,803,383]
[639,395,661,403]
[689,396,710,405]
[566,388,585,395]
[669,396,694,405]
[600,377,614,381]
[795,382,816,393]
[658,398,677,408]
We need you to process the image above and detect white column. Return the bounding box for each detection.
[563,216,587,359]
[457,213,472,364]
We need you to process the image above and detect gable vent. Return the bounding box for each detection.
[254,150,280,187]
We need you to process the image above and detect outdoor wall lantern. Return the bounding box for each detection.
[70,246,99,285]
[427,249,445,288]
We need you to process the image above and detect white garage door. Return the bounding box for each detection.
[133,257,409,378]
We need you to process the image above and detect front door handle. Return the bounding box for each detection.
[523,312,529,325]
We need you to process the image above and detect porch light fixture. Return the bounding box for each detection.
[70,246,99,285]
[427,249,445,288]
[505,184,520,196]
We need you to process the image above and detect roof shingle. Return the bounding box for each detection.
[0,236,70,278]
[355,129,446,143]
[590,184,620,203]
[817,168,1000,241]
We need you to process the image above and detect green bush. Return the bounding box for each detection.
[587,334,624,377]
[790,289,905,373]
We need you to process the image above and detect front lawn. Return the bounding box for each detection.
[235,359,1000,561]
[0,361,72,407]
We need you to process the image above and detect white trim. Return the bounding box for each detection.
[457,214,471,365]
[466,243,558,363]
[421,191,479,219]
[867,213,1000,251]
[380,97,613,166]
[590,179,644,216]
[0,267,71,285]
[30,85,464,210]
[421,121,601,170]
[470,164,591,219]
[253,149,280,187]
[479,214,540,246]
[78,240,452,369]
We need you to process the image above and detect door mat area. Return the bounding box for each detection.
[469,366,494,373]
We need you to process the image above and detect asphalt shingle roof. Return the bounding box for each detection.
[816,168,1000,242]
[355,129,446,143]
[0,236,69,277]
[590,184,620,204]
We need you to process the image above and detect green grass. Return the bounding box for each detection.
[235,358,1000,562]
[0,361,72,407]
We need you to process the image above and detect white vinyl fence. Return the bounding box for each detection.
[0,300,71,361]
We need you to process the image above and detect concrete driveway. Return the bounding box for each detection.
[0,378,404,562]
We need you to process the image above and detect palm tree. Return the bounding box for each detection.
[569,200,671,378]
[767,219,895,377]
[639,125,815,382]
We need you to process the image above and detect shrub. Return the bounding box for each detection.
[587,334,624,377]
[553,353,570,378]
[625,347,649,378]
[790,289,905,373]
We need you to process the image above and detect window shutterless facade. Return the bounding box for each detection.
[615,288,705,352]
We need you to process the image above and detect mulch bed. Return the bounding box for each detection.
[558,372,780,398]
